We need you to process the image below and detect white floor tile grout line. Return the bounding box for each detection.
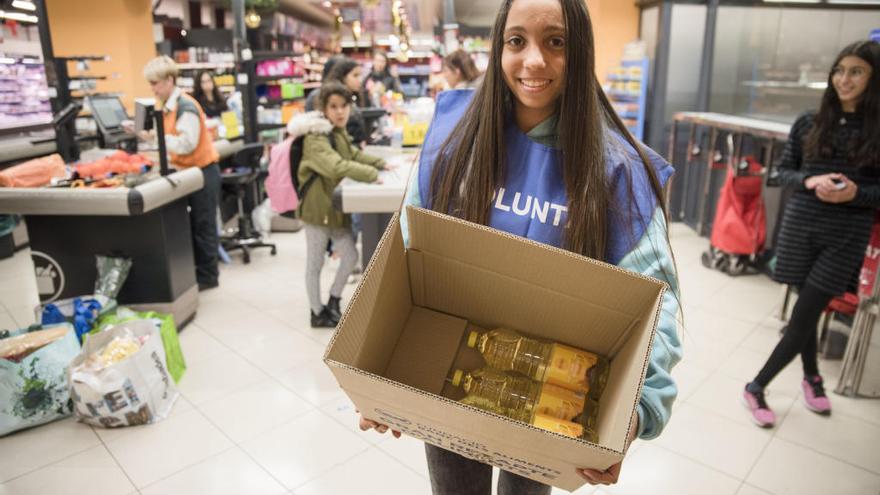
[133,443,241,493]
[92,424,155,494]
[0,422,103,485]
[177,376,374,492]
[649,441,745,485]
[768,418,880,477]
[372,443,431,481]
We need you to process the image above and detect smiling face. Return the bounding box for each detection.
[833,55,873,112]
[501,0,566,132]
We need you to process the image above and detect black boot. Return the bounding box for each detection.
[326,296,342,324]
[311,308,336,328]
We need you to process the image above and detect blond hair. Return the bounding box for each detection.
[143,56,179,82]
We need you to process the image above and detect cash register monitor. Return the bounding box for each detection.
[87,95,136,150]
[88,95,129,134]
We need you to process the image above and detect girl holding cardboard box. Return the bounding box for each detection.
[359,0,682,492]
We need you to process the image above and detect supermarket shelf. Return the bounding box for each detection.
[605,58,649,141]
[607,90,641,101]
[252,51,302,61]
[257,123,286,131]
[58,55,109,62]
[178,61,236,70]
[607,75,643,82]
[258,96,305,106]
[741,80,827,91]
[255,75,304,84]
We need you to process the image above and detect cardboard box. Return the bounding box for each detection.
[324,206,666,491]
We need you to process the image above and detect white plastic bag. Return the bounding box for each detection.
[252,198,274,236]
[68,320,178,428]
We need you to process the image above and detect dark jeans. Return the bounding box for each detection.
[425,444,551,495]
[754,282,833,387]
[188,163,220,286]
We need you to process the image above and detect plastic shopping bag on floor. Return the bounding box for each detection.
[94,308,186,383]
[0,323,79,436]
[69,319,178,428]
[94,255,132,299]
[38,294,117,343]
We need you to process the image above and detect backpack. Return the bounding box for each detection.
[289,134,331,200]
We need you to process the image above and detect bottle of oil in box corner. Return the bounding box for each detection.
[467,328,609,399]
[449,367,599,442]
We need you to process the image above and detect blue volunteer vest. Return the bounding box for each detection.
[418,89,673,265]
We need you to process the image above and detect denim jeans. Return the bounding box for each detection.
[425,444,551,495]
[188,163,220,286]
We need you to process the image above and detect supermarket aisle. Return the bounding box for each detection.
[1,223,879,495]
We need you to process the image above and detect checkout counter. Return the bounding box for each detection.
[333,145,418,265]
[0,165,204,327]
[0,95,244,328]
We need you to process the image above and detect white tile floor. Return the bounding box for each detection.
[1,222,880,495]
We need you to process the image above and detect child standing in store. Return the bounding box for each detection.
[291,82,388,328]
[743,41,880,427]
[358,0,682,492]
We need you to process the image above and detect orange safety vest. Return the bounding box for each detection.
[163,92,219,168]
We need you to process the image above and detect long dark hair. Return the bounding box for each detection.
[430,0,666,261]
[327,57,364,104]
[805,41,880,169]
[443,50,481,83]
[192,70,223,104]
[370,50,393,78]
[327,58,360,87]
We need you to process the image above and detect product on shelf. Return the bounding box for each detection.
[449,367,599,442]
[467,328,609,399]
[0,57,52,129]
[256,59,302,78]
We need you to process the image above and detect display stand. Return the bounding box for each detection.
[0,168,204,327]
[242,51,307,142]
[606,57,649,141]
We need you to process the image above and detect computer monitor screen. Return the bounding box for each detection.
[89,97,128,131]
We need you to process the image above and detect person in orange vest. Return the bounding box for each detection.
[142,56,221,291]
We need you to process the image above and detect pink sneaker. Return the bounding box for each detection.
[802,375,832,415]
[743,384,776,428]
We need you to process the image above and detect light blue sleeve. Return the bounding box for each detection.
[617,208,683,440]
[399,162,422,249]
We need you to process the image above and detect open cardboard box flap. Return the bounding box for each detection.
[325,206,666,492]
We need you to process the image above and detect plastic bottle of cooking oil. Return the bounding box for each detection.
[467,328,609,399]
[450,367,599,443]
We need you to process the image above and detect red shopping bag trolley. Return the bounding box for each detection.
[701,155,767,276]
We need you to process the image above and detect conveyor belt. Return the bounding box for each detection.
[0,167,204,216]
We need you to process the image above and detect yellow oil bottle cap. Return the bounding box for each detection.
[452,369,463,387]
[467,331,479,348]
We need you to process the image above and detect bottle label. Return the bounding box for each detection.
[544,344,599,393]
[535,383,586,421]
[532,413,584,438]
